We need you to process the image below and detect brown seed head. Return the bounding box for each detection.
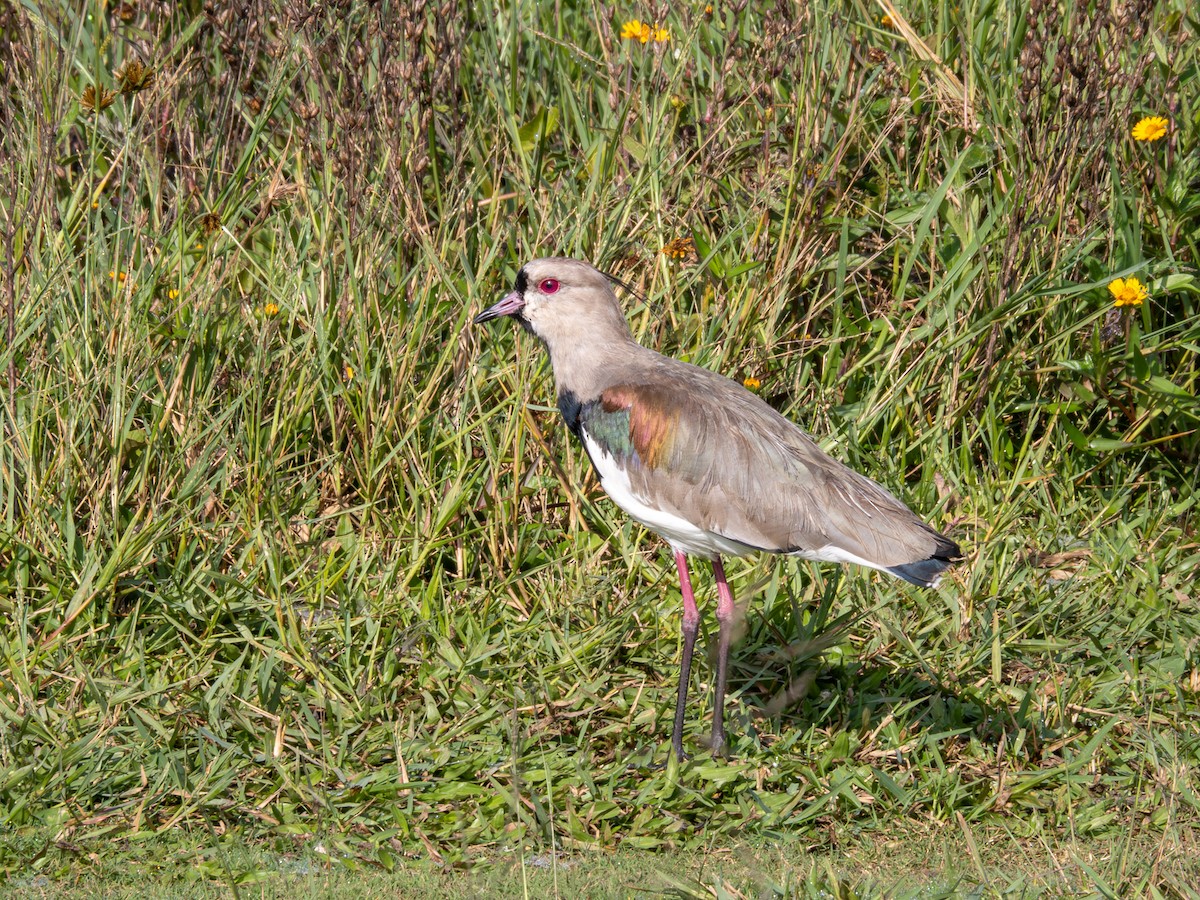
[116,59,154,94]
[80,85,116,112]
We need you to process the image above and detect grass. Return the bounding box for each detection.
[4,826,1197,898]
[1,0,1198,895]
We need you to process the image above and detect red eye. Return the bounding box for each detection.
[539,278,560,294]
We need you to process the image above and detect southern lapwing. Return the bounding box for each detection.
[475,257,962,760]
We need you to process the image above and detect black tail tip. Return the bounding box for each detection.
[887,537,963,588]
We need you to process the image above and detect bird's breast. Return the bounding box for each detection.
[580,427,754,559]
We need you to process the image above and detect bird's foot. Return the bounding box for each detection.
[640,746,689,773]
[706,728,728,759]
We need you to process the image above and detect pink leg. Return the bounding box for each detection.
[711,556,736,757]
[671,550,699,761]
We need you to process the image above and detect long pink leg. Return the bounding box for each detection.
[671,550,699,761]
[710,556,736,757]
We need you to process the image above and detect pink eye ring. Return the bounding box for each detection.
[539,278,560,294]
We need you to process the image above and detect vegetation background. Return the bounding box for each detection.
[1,0,1198,895]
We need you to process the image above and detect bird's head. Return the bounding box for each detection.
[474,257,634,348]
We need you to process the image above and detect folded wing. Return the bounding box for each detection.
[571,369,960,583]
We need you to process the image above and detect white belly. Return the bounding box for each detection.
[582,430,754,559]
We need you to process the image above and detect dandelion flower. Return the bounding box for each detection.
[1131,116,1168,142]
[1108,277,1148,308]
[264,301,280,317]
[662,236,695,260]
[652,25,670,42]
[743,376,762,391]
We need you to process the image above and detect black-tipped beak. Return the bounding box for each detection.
[474,290,525,324]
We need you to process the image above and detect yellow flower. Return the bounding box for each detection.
[881,13,895,27]
[620,19,668,43]
[743,376,762,391]
[620,19,650,42]
[168,288,180,300]
[1131,116,1168,142]
[1108,277,1148,308]
[343,363,355,381]
[704,4,714,16]
[108,270,127,283]
[662,236,695,260]
[264,301,280,317]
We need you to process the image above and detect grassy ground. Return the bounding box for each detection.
[4,825,1198,898]
[1,0,1198,895]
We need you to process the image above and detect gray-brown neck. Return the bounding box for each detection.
[541,320,647,403]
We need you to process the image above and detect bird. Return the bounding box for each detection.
[474,256,962,760]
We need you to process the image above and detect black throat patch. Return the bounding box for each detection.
[513,267,532,332]
[557,389,583,439]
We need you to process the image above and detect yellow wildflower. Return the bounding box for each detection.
[704,4,714,16]
[1108,277,1147,308]
[662,236,695,260]
[168,288,180,300]
[743,376,762,391]
[1130,116,1168,142]
[343,363,355,381]
[881,13,895,27]
[108,270,127,283]
[620,19,668,43]
[620,20,651,42]
[264,301,280,317]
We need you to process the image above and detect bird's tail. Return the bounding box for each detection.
[886,534,963,588]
